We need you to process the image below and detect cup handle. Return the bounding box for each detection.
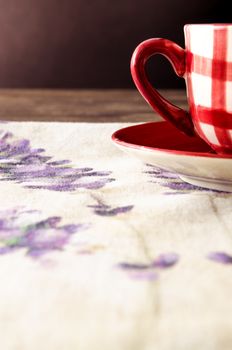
[131,38,195,136]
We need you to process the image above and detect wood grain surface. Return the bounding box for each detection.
[0,89,187,122]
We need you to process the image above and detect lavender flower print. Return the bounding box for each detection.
[118,252,179,281]
[207,251,232,264]
[152,252,179,268]
[0,130,114,191]
[88,197,133,216]
[0,208,89,258]
[145,164,222,194]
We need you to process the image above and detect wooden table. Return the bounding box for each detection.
[0,89,187,122]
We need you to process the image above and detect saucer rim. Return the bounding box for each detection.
[112,122,232,159]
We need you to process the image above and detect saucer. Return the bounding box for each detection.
[112,122,232,192]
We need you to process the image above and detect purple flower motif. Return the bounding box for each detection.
[118,252,179,281]
[0,208,89,258]
[145,165,224,194]
[152,252,179,268]
[0,130,114,191]
[128,271,158,281]
[117,262,158,281]
[88,203,133,216]
[118,262,151,270]
[207,251,232,264]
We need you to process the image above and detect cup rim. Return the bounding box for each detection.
[184,23,232,29]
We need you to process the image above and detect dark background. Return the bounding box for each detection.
[0,0,230,89]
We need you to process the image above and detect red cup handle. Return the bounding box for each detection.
[131,38,195,136]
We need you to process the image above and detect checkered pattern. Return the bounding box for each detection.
[185,25,232,153]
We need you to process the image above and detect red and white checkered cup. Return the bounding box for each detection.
[131,24,232,154]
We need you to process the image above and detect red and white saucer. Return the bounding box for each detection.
[112,121,232,192]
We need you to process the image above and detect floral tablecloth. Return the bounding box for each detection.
[1,121,232,350]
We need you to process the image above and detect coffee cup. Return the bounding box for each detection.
[131,24,232,154]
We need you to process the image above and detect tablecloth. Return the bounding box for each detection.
[1,121,232,350]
